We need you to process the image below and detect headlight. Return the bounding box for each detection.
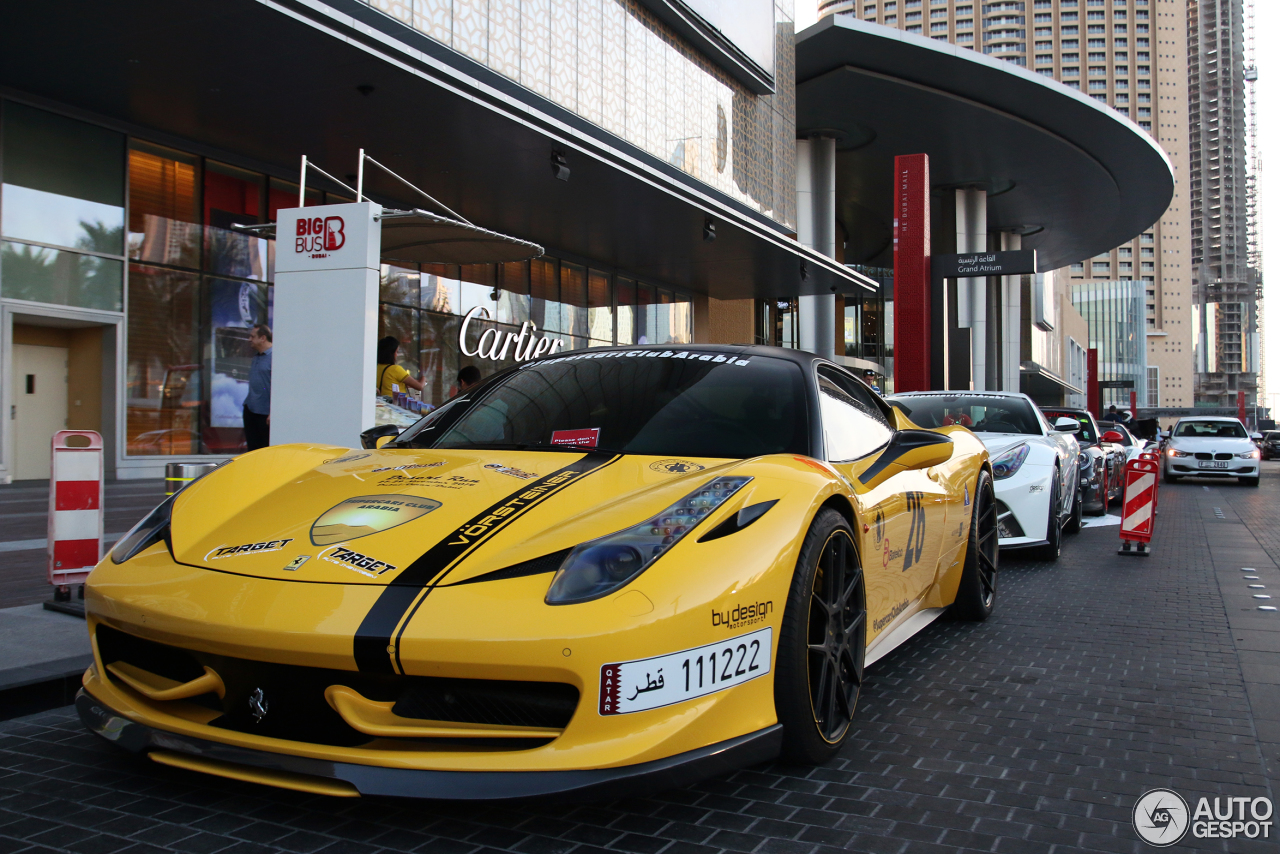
[545,476,752,604]
[1237,450,1260,459]
[990,444,1030,480]
[110,493,176,564]
[1168,449,1191,457]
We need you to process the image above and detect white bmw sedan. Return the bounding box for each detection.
[1163,416,1261,486]
[889,391,1081,560]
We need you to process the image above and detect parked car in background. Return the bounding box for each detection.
[890,391,1080,560]
[1100,421,1148,465]
[1163,416,1261,486]
[1040,408,1126,514]
[1260,431,1280,460]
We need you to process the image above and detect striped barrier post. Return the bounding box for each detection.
[1138,451,1160,515]
[1118,458,1158,556]
[48,431,104,603]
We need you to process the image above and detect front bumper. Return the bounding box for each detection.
[76,689,781,800]
[994,464,1056,548]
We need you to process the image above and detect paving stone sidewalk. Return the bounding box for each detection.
[1,468,1278,854]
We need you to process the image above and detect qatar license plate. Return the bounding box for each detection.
[598,627,772,715]
[1199,460,1228,469]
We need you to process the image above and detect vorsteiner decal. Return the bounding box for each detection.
[353,454,623,673]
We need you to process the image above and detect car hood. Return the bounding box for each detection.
[1169,436,1255,453]
[168,444,777,586]
[975,433,1041,457]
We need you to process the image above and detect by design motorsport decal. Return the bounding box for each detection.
[321,453,370,465]
[1132,788,1274,845]
[650,459,706,474]
[319,545,397,578]
[371,462,445,473]
[711,600,773,629]
[542,350,753,367]
[311,494,442,546]
[205,539,293,561]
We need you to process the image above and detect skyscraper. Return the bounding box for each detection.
[1188,0,1258,408]
[819,0,1194,410]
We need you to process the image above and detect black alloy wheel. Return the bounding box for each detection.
[1033,472,1062,561]
[776,509,866,764]
[1065,479,1084,534]
[951,469,998,620]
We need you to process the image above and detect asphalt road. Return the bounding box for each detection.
[1,465,1279,854]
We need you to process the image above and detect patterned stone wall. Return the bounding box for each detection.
[365,0,797,230]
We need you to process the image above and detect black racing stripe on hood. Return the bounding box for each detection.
[352,454,622,674]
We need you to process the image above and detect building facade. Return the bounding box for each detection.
[1187,0,1259,408]
[819,0,1195,411]
[3,0,867,482]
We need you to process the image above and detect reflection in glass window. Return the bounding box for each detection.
[0,241,124,311]
[204,161,269,281]
[615,278,636,345]
[0,102,125,254]
[530,257,560,333]
[819,371,894,462]
[560,261,589,339]
[588,268,612,344]
[380,263,421,306]
[126,265,201,455]
[128,142,200,269]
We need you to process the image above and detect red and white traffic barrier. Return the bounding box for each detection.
[1118,458,1158,556]
[48,431,104,592]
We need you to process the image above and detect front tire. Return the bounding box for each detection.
[775,509,866,764]
[951,470,998,621]
[1033,472,1062,561]
[1243,476,1261,487]
[1164,466,1181,484]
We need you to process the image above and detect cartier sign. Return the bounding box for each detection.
[458,306,564,363]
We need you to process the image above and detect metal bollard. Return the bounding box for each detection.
[165,462,219,496]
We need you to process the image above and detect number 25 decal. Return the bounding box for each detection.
[903,491,926,571]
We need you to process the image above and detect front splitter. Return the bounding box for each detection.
[76,690,782,801]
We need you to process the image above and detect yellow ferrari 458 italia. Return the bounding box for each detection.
[78,345,997,799]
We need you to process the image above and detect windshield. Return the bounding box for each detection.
[402,351,810,459]
[894,395,1041,435]
[1043,410,1096,443]
[1174,420,1248,439]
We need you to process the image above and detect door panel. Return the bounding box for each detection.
[14,344,69,480]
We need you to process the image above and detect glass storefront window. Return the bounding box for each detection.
[616,277,636,346]
[205,161,270,282]
[126,265,200,455]
[587,268,612,345]
[560,261,589,339]
[128,142,200,269]
[1,102,125,254]
[497,261,531,326]
[530,257,560,334]
[380,263,420,307]
[0,241,123,311]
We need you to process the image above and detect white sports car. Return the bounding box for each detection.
[890,391,1081,560]
[1163,416,1261,486]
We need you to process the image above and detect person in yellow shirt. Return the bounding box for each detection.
[376,336,425,397]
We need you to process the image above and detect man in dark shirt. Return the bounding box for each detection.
[243,324,272,451]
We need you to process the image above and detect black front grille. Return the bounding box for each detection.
[95,625,578,748]
[393,678,577,729]
[1195,452,1213,460]
[1215,453,1234,461]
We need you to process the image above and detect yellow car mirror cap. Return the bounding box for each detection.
[858,430,954,488]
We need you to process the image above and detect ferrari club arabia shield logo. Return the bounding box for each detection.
[311,495,442,546]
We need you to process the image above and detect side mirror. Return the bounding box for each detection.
[1054,417,1080,433]
[360,424,400,449]
[858,430,954,487]
[1101,430,1124,444]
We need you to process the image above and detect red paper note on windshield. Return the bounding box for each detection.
[551,428,600,448]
